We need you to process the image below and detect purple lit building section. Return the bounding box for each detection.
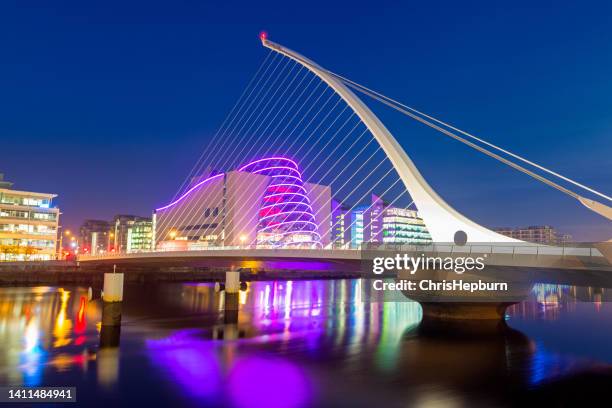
[154,157,331,249]
[240,158,322,248]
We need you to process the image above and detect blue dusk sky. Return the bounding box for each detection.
[1,0,611,240]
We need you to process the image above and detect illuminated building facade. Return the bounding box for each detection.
[0,174,60,261]
[154,157,331,249]
[331,199,351,248]
[126,218,154,253]
[79,220,111,255]
[381,207,431,244]
[493,225,572,245]
[241,158,322,248]
[347,194,431,248]
[112,215,153,253]
[350,205,367,248]
[365,194,385,243]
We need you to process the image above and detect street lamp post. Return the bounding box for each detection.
[58,229,71,260]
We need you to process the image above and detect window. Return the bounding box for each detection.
[205,208,210,217]
[213,207,219,216]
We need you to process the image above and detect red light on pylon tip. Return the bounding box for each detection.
[259,31,268,41]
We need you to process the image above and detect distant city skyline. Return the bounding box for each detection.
[2,1,611,241]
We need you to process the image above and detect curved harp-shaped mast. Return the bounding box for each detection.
[262,38,519,243]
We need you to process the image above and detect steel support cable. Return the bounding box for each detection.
[307,126,371,188]
[292,125,372,217]
[330,70,612,203]
[179,66,316,236]
[342,83,612,220]
[260,90,337,161]
[213,74,331,236]
[166,59,300,231]
[246,123,368,244]
[261,39,611,236]
[227,72,321,175]
[293,109,354,161]
[285,99,347,158]
[229,94,347,243]
[248,142,388,247]
[236,104,358,247]
[228,90,353,238]
[157,53,287,234]
[160,59,296,236]
[206,56,293,171]
[159,58,293,236]
[324,162,399,246]
[209,62,303,173]
[328,177,406,247]
[251,82,332,160]
[163,51,274,206]
[304,131,385,242]
[189,52,278,180]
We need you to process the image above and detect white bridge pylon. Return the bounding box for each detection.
[262,38,519,243]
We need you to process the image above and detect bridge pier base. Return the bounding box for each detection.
[224,294,239,324]
[224,269,241,324]
[420,302,515,321]
[97,271,123,387]
[225,270,241,294]
[101,272,124,326]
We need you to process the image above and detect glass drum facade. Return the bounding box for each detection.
[240,158,322,248]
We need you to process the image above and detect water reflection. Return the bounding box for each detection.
[0,280,610,407]
[0,287,101,387]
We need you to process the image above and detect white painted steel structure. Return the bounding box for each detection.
[262,38,518,243]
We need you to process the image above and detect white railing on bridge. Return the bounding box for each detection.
[77,242,606,261]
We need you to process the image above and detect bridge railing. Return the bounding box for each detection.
[76,242,609,263]
[362,242,607,259]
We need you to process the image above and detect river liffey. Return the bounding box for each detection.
[0,280,611,407]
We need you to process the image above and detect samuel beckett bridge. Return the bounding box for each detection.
[80,35,612,276]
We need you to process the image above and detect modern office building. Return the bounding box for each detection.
[154,157,332,249]
[125,218,154,253]
[331,200,352,248]
[350,205,368,248]
[112,215,153,253]
[346,194,432,248]
[0,174,60,261]
[381,207,431,244]
[79,220,111,255]
[493,225,572,244]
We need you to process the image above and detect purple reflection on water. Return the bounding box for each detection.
[262,260,338,271]
[145,330,222,399]
[228,356,313,408]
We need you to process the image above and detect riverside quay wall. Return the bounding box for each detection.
[0,261,362,286]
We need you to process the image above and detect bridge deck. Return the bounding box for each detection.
[78,244,611,271]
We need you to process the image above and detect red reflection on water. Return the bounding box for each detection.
[75,296,87,333]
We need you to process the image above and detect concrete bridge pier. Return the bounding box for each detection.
[216,269,243,325]
[399,268,533,323]
[224,293,239,325]
[225,270,241,294]
[419,302,516,321]
[101,270,124,327]
[97,271,123,388]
